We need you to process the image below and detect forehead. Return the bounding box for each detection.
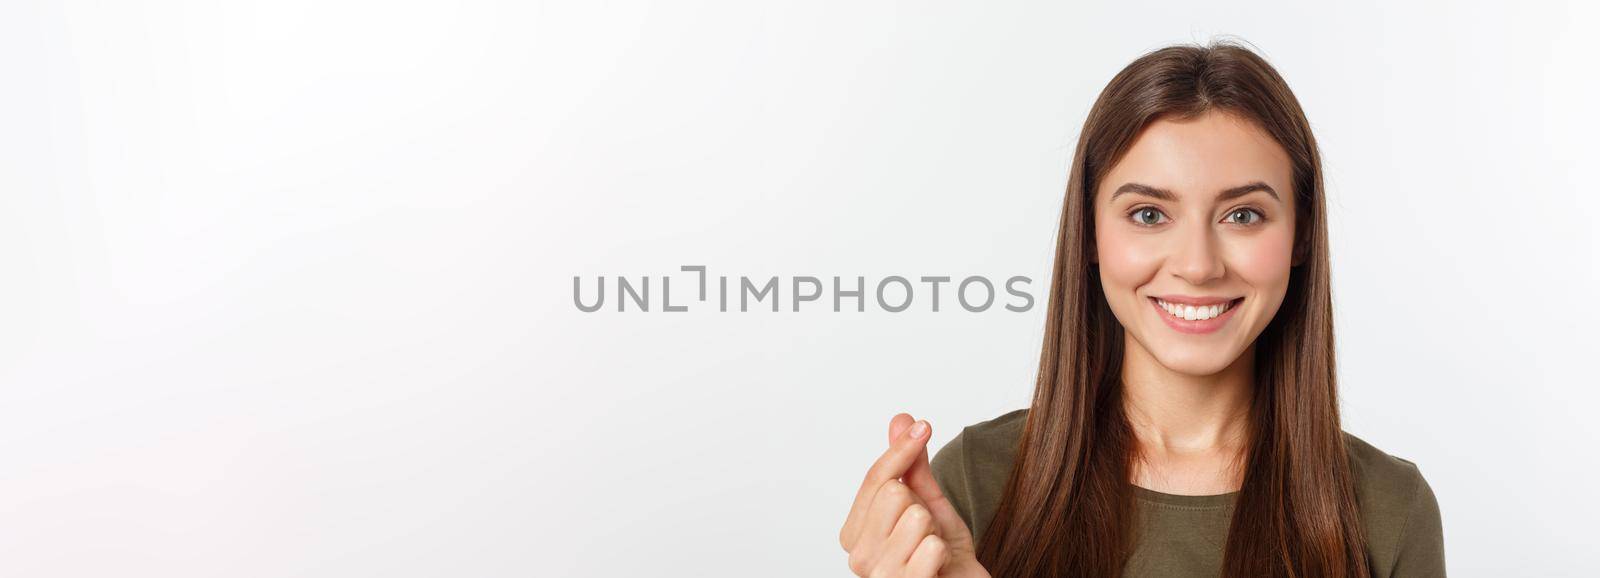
[1098,110,1293,202]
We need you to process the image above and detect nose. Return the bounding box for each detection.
[1171,221,1226,285]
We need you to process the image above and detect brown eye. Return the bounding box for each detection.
[1131,207,1167,226]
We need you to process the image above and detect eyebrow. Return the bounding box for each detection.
[1110,181,1281,204]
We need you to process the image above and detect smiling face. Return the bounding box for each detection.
[1092,109,1299,377]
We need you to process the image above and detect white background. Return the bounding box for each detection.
[3,1,1597,576]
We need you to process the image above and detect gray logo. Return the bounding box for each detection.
[574,265,1035,313]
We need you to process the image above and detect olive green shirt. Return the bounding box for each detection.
[929,408,1446,577]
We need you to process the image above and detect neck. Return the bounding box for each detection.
[1120,339,1256,455]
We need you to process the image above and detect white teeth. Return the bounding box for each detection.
[1157,298,1233,321]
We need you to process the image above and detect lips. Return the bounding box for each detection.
[1153,297,1241,321]
[1148,296,1244,334]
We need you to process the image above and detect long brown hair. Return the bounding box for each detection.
[975,39,1369,577]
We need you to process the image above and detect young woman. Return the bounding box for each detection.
[838,40,1446,577]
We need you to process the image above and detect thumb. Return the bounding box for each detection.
[899,423,975,547]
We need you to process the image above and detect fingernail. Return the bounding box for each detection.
[908,420,928,439]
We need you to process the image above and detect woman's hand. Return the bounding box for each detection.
[838,414,991,578]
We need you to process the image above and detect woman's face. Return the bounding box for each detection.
[1093,109,1299,377]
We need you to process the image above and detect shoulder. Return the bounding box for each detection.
[949,408,1029,455]
[1342,431,1446,576]
[1341,430,1430,516]
[1342,430,1425,502]
[930,408,1029,479]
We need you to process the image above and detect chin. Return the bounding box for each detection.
[1150,346,1238,377]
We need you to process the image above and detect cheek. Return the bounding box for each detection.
[1229,227,1296,289]
[1096,227,1165,291]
